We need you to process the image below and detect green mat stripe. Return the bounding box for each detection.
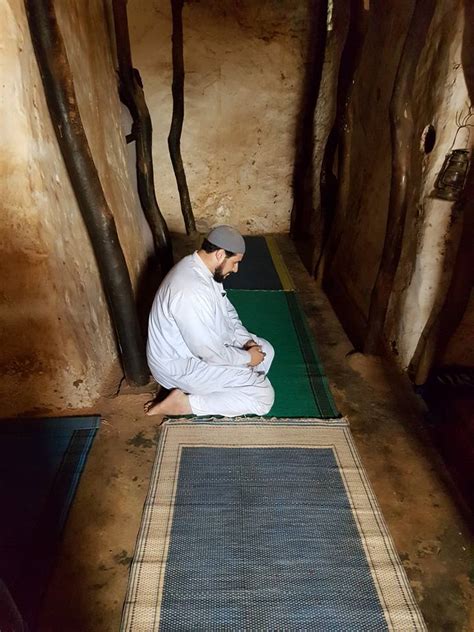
[227,289,339,419]
[285,292,339,418]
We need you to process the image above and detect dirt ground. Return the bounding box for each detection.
[39,235,473,631]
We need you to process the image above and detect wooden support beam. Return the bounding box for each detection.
[290,0,328,241]
[112,0,173,271]
[364,0,436,354]
[318,0,367,279]
[168,0,196,236]
[25,0,149,385]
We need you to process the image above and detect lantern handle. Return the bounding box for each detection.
[448,105,474,151]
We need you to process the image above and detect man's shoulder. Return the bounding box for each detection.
[163,254,211,294]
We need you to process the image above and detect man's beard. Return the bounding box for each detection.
[213,262,229,283]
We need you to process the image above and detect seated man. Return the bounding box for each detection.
[145,225,275,418]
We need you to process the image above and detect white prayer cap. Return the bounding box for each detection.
[206,225,246,255]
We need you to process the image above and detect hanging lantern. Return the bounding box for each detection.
[432,149,470,201]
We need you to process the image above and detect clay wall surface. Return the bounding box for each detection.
[318,0,472,371]
[385,0,471,370]
[128,0,310,234]
[0,0,152,416]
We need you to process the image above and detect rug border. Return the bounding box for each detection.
[285,291,340,418]
[121,420,426,632]
[265,235,295,291]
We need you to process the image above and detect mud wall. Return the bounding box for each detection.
[386,1,472,374]
[127,0,310,234]
[0,0,153,416]
[314,0,473,375]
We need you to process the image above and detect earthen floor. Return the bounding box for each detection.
[40,235,473,631]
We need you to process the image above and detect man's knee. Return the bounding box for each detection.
[253,380,275,416]
[263,340,275,364]
[258,338,275,374]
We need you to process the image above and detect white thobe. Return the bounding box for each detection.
[146,252,275,417]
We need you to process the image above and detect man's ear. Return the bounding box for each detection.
[215,249,226,263]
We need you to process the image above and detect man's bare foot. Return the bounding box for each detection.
[144,389,192,417]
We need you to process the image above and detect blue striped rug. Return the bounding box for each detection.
[122,419,425,631]
[0,415,99,629]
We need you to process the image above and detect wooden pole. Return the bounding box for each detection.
[290,0,328,240]
[317,0,367,278]
[168,0,196,235]
[25,0,149,385]
[112,0,173,271]
[364,0,436,353]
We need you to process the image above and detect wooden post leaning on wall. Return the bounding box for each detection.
[25,0,149,386]
[290,0,328,243]
[168,0,196,235]
[112,0,173,271]
[364,0,436,354]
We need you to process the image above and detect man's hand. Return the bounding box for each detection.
[243,339,259,350]
[247,345,265,367]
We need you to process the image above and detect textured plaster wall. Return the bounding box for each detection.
[385,0,471,370]
[128,0,309,234]
[0,0,152,416]
[320,0,472,372]
[327,0,412,319]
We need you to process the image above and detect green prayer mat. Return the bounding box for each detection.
[227,290,339,419]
